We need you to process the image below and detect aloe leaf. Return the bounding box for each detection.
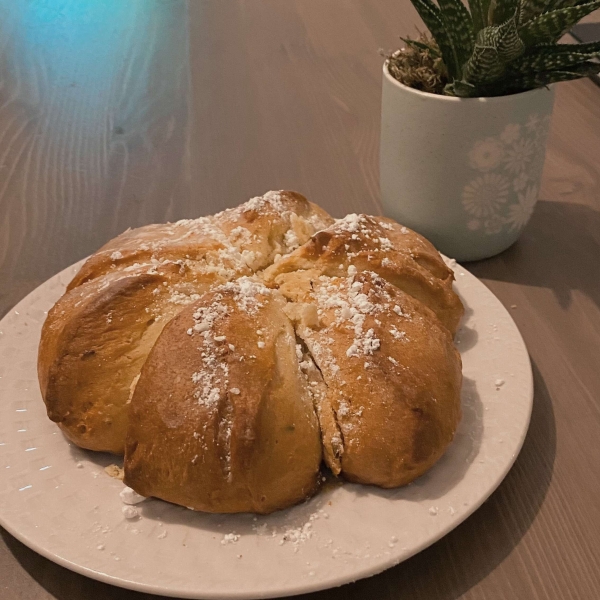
[519,0,552,23]
[463,19,525,84]
[444,79,479,96]
[488,0,520,25]
[511,41,600,71]
[468,0,493,33]
[438,0,475,63]
[536,40,600,53]
[546,0,579,11]
[496,16,526,61]
[459,60,599,96]
[519,0,600,46]
[463,29,505,83]
[410,0,461,78]
[508,61,600,91]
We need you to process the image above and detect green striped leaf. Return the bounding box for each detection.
[446,57,600,97]
[507,61,600,91]
[519,0,552,23]
[467,0,493,33]
[462,19,525,84]
[511,41,600,71]
[463,27,505,83]
[488,0,520,25]
[546,0,579,12]
[496,16,526,60]
[410,0,461,78]
[519,0,600,46]
[534,40,600,53]
[464,45,504,83]
[444,79,478,96]
[438,0,475,64]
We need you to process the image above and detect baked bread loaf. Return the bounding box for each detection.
[38,190,463,513]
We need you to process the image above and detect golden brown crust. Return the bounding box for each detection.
[264,214,463,335]
[279,270,462,487]
[38,264,224,453]
[124,280,322,514]
[39,190,464,512]
[68,191,333,290]
[39,191,333,455]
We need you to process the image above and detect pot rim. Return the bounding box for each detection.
[382,61,554,103]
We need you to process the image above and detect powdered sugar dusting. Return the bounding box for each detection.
[108,192,302,289]
[186,276,271,471]
[279,522,314,548]
[284,228,300,252]
[308,339,340,377]
[169,291,201,306]
[219,277,271,315]
[186,278,272,481]
[311,275,383,360]
[189,296,230,410]
[390,326,408,341]
[332,214,395,258]
[237,190,288,215]
[221,533,240,545]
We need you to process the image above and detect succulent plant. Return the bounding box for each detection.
[395,0,600,96]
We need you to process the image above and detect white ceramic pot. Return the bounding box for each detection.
[380,63,555,262]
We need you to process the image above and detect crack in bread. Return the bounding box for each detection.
[292,333,343,476]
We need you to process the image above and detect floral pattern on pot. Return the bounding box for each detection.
[462,114,551,235]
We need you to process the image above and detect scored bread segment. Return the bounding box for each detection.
[263,213,463,335]
[277,270,462,488]
[38,263,224,454]
[124,278,323,514]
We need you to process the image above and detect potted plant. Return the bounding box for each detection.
[380,0,600,261]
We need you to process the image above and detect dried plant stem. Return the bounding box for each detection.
[384,34,448,95]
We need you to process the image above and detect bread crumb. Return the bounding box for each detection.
[104,465,124,480]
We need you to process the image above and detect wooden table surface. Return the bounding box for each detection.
[1,1,599,599]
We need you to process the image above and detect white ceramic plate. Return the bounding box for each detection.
[0,260,532,599]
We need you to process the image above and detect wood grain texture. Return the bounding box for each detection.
[1,1,600,599]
